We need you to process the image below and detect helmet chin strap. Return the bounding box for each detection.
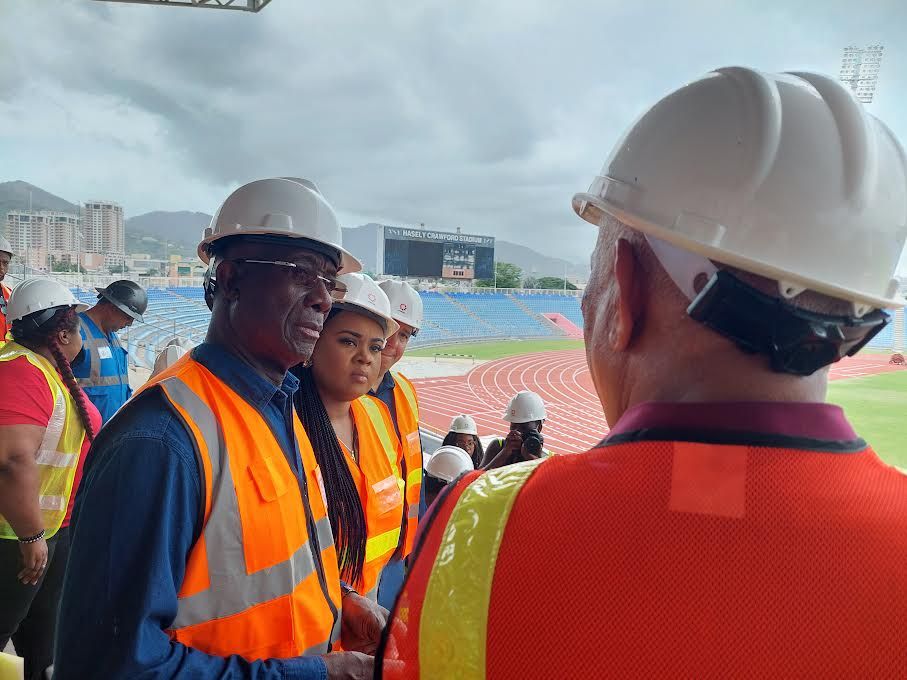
[644,235,717,301]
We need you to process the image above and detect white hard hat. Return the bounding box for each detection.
[573,67,907,313]
[332,273,400,339]
[378,280,424,331]
[449,414,478,435]
[7,278,88,324]
[151,337,192,378]
[0,235,14,257]
[424,445,474,483]
[198,177,361,274]
[503,390,547,423]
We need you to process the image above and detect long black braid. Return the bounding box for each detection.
[12,307,96,442]
[291,365,367,588]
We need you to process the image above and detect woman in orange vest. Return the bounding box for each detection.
[293,273,405,603]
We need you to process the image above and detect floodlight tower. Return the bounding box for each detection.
[839,44,884,103]
[93,0,272,11]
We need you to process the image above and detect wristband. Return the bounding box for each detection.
[18,529,45,544]
[340,584,357,598]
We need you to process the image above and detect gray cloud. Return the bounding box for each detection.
[1,0,905,266]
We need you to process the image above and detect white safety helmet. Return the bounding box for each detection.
[151,337,192,378]
[0,235,14,258]
[424,445,474,483]
[573,67,907,314]
[7,278,88,324]
[449,414,478,435]
[503,390,547,423]
[331,273,400,339]
[378,280,424,331]
[198,177,361,274]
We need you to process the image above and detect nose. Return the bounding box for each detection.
[306,278,333,314]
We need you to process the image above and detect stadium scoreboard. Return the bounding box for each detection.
[383,226,495,279]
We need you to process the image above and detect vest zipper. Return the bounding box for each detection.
[260,399,340,649]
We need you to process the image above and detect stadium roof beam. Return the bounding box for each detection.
[93,0,272,12]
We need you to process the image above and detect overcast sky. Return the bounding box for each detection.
[1,0,905,268]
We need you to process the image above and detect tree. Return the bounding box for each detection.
[532,276,577,291]
[475,262,522,289]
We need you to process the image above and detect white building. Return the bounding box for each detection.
[82,201,125,256]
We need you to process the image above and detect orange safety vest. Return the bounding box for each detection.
[0,283,11,344]
[341,397,405,600]
[140,354,342,661]
[389,372,422,556]
[380,438,907,679]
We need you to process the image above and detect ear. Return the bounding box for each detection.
[216,260,242,302]
[58,328,73,346]
[609,237,644,352]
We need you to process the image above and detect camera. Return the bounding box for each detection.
[522,431,544,456]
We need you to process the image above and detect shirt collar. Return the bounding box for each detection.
[607,401,857,442]
[371,370,397,398]
[192,342,299,411]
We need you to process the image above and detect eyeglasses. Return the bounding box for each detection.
[233,259,347,300]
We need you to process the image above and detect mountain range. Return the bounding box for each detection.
[0,181,588,279]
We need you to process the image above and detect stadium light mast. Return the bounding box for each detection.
[839,44,884,103]
[93,0,272,11]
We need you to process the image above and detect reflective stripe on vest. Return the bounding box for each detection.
[345,398,405,599]
[75,313,127,388]
[0,343,85,539]
[391,372,422,555]
[145,359,342,661]
[418,460,544,679]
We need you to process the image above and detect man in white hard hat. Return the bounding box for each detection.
[58,178,385,679]
[379,68,907,677]
[481,390,552,468]
[422,445,474,508]
[0,236,15,343]
[370,280,424,610]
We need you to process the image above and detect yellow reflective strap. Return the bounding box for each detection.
[406,466,422,489]
[392,372,419,419]
[365,526,402,562]
[359,397,402,478]
[419,459,544,679]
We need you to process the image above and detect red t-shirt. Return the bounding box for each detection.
[0,355,102,527]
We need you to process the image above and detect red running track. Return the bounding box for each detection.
[412,350,903,454]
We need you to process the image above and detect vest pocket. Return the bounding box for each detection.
[248,455,289,502]
[371,475,403,516]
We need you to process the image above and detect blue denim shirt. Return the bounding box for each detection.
[55,343,327,680]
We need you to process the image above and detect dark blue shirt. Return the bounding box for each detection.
[56,343,327,680]
[371,371,399,438]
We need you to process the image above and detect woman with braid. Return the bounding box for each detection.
[0,279,101,680]
[292,273,405,603]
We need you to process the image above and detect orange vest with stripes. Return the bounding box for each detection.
[380,438,907,679]
[389,372,422,556]
[142,355,342,661]
[341,397,404,600]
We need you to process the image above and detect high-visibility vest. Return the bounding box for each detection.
[138,354,342,661]
[0,283,11,345]
[390,372,422,556]
[72,312,131,423]
[380,438,907,679]
[0,342,86,540]
[342,397,405,601]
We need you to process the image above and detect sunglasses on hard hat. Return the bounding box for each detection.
[232,258,347,300]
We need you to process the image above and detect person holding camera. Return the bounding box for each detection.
[481,391,552,469]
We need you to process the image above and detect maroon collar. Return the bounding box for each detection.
[608,401,857,442]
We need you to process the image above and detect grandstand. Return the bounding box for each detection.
[63,284,907,369]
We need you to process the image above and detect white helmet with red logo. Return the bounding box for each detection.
[378,279,423,331]
[333,273,400,339]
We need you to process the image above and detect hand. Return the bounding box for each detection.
[322,651,374,680]
[483,430,523,469]
[520,432,545,461]
[18,537,48,585]
[341,591,389,655]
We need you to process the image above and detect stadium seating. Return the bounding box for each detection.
[71,285,590,365]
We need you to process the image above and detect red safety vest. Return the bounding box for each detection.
[140,354,342,661]
[381,436,907,678]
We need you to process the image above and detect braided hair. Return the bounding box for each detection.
[12,307,96,442]
[291,365,367,588]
